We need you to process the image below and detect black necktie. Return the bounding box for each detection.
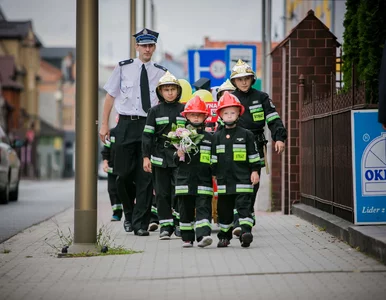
[140,64,151,113]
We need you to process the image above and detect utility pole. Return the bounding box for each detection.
[261,0,266,91]
[266,0,272,96]
[143,0,146,28]
[151,0,155,29]
[72,0,98,252]
[130,0,137,58]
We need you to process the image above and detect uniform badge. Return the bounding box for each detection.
[226,134,230,139]
[269,99,275,108]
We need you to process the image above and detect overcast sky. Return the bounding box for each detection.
[0,0,285,65]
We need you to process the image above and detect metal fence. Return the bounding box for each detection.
[299,74,377,222]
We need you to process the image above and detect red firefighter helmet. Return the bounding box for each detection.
[181,95,209,117]
[216,91,245,116]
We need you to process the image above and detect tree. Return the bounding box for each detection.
[342,0,361,90]
[343,0,386,102]
[357,0,386,101]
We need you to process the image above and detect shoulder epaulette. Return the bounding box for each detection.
[154,63,167,72]
[119,59,134,66]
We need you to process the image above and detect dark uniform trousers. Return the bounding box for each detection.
[179,195,212,242]
[107,173,122,218]
[234,134,264,227]
[218,194,253,241]
[114,116,153,232]
[153,166,178,234]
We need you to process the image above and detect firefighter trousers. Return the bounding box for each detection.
[218,194,254,241]
[107,173,123,218]
[153,166,178,234]
[179,194,212,243]
[116,174,136,222]
[234,167,261,227]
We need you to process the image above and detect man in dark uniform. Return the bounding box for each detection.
[230,59,287,237]
[99,28,167,236]
[379,40,386,130]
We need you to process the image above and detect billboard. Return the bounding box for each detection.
[352,110,386,224]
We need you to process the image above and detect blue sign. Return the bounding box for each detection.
[225,45,257,80]
[352,110,386,224]
[187,49,226,88]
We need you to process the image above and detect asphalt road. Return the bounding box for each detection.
[0,179,107,243]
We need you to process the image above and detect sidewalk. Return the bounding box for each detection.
[292,203,386,264]
[1,190,386,300]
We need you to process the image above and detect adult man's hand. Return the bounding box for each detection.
[383,124,386,130]
[99,124,110,143]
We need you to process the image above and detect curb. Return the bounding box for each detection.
[292,203,386,265]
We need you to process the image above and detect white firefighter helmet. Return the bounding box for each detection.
[230,59,256,84]
[157,71,180,88]
[216,79,236,101]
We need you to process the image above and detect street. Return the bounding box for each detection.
[0,179,108,243]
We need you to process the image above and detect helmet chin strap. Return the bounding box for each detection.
[188,120,205,128]
[223,118,239,126]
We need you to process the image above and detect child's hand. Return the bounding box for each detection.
[251,171,260,185]
[103,160,109,173]
[177,149,185,158]
[275,141,285,154]
[143,157,152,173]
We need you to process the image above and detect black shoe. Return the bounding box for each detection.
[240,232,253,248]
[217,239,230,248]
[135,229,149,236]
[159,231,171,240]
[148,222,159,232]
[174,226,181,238]
[123,221,133,232]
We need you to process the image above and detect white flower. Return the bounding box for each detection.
[168,131,177,138]
[181,131,190,138]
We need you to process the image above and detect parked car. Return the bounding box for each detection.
[0,126,21,204]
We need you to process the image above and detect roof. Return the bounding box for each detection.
[0,20,42,47]
[0,7,6,21]
[271,10,340,54]
[39,60,62,83]
[39,118,64,137]
[40,47,76,59]
[0,56,23,90]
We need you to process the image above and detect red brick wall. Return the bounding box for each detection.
[270,11,338,213]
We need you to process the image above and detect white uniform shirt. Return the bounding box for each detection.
[103,58,166,117]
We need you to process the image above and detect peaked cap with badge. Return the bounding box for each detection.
[133,28,159,45]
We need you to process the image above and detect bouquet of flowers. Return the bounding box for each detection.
[164,123,204,162]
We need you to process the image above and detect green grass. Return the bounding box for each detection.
[60,247,142,258]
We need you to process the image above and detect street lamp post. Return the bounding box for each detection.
[71,0,99,252]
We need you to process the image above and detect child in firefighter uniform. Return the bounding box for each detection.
[230,59,287,237]
[101,126,123,221]
[142,71,186,240]
[101,124,137,224]
[175,95,214,248]
[216,79,236,101]
[212,92,260,248]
